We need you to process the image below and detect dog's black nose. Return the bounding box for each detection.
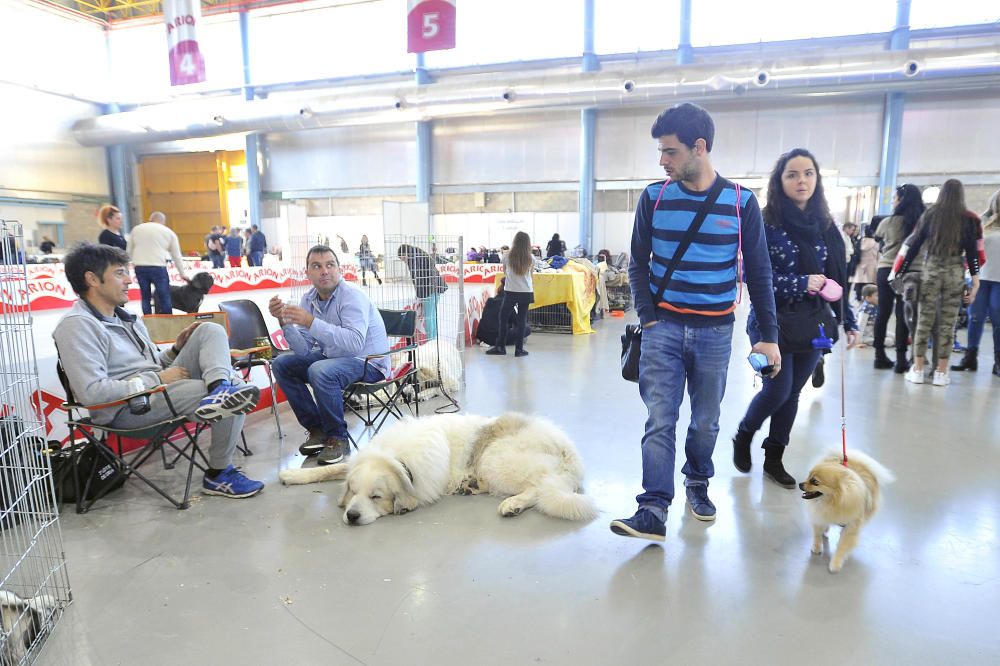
[346,510,360,524]
[797,482,806,490]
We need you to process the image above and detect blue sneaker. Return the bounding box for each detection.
[202,465,264,498]
[609,509,665,542]
[685,484,716,522]
[195,381,260,423]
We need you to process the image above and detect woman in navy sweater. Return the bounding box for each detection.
[733,149,859,488]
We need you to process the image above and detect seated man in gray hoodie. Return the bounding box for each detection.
[53,243,265,499]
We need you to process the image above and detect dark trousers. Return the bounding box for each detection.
[496,291,532,351]
[134,265,172,314]
[874,267,907,356]
[739,348,822,447]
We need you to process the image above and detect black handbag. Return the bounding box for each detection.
[776,297,839,353]
[50,442,126,504]
[620,177,728,382]
[620,324,642,382]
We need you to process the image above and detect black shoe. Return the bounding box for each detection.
[894,355,910,374]
[762,442,797,489]
[994,351,1000,377]
[811,357,825,388]
[514,349,529,357]
[950,347,978,372]
[733,429,753,473]
[874,349,894,370]
[486,346,506,355]
[298,429,326,456]
[377,278,383,285]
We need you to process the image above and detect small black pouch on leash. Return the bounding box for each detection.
[776,297,839,353]
[621,324,642,382]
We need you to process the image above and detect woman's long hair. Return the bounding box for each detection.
[982,188,1000,231]
[924,179,966,256]
[507,231,533,276]
[762,148,833,229]
[893,183,925,236]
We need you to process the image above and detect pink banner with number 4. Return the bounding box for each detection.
[165,0,206,86]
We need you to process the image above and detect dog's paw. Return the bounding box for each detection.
[811,543,823,555]
[498,497,525,517]
[828,560,843,574]
[454,476,480,496]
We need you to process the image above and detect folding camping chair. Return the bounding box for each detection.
[55,357,209,513]
[217,300,285,440]
[342,309,420,443]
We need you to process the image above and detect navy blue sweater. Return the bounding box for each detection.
[629,175,779,343]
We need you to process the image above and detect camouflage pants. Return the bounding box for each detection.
[913,257,965,362]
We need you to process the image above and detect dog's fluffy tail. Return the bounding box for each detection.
[279,463,348,486]
[534,480,598,522]
[844,450,895,484]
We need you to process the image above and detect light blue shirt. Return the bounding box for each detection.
[282,282,391,379]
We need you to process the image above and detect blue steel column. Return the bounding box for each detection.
[105,103,132,233]
[877,0,912,214]
[241,11,262,229]
[579,0,598,253]
[415,52,432,207]
[677,0,693,65]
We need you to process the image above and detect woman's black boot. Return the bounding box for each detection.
[762,440,797,489]
[733,429,753,473]
[950,346,978,372]
[874,347,894,369]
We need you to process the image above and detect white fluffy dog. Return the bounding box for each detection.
[278,413,597,526]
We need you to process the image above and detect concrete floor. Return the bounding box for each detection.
[40,307,1000,665]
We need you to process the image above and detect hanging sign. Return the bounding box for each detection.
[164,0,207,86]
[407,0,456,53]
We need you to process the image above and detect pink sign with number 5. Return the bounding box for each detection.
[407,0,457,54]
[164,0,206,86]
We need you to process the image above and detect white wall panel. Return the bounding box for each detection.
[262,125,416,192]
[432,212,578,250]
[899,93,1000,176]
[0,0,107,97]
[0,84,109,196]
[597,100,883,182]
[434,111,580,186]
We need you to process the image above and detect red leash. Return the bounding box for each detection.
[839,311,849,467]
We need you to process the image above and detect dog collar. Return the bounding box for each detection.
[399,460,414,484]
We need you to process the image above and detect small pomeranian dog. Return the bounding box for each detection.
[799,451,895,573]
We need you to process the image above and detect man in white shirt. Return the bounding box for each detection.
[127,211,189,314]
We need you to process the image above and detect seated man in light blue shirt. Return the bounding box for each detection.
[270,245,390,465]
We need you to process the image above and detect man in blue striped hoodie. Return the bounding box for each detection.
[610,103,780,542]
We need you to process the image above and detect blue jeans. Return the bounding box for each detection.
[209,252,225,269]
[636,318,734,515]
[967,279,1000,351]
[739,348,822,447]
[250,251,264,267]
[272,352,384,439]
[134,265,171,314]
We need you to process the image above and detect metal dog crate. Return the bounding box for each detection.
[607,284,632,312]
[527,304,573,334]
[0,221,72,665]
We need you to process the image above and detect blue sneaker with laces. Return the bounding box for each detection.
[685,484,716,522]
[202,465,264,498]
[195,381,260,423]
[609,508,666,542]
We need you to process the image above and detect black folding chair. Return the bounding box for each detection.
[218,300,285,441]
[342,309,420,442]
[55,358,208,513]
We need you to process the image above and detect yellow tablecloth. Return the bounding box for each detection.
[496,265,596,334]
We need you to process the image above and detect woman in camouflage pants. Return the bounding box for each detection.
[892,179,982,387]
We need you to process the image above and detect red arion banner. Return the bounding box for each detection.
[164,0,207,86]
[407,0,456,53]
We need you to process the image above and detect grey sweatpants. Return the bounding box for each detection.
[110,323,242,469]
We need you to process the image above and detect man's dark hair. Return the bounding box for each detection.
[650,102,715,152]
[305,244,338,266]
[251,225,259,232]
[64,242,130,296]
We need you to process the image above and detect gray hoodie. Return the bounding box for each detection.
[52,300,178,424]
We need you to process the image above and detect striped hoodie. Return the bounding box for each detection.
[629,175,778,342]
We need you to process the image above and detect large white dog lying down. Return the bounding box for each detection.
[278,413,598,526]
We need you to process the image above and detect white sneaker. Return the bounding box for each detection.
[906,368,925,384]
[932,371,951,387]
